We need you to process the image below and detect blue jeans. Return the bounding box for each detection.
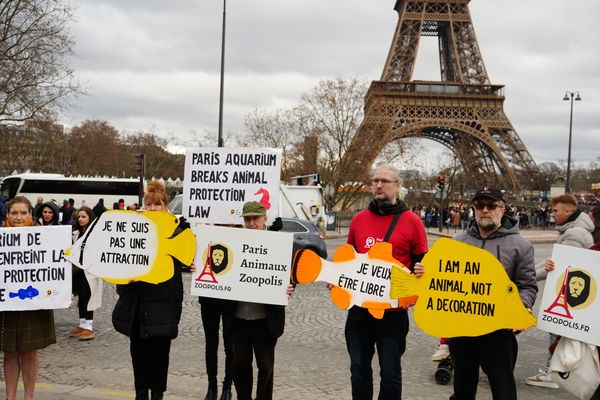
[345,307,409,400]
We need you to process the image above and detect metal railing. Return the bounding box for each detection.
[369,81,505,97]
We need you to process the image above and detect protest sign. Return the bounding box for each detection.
[0,225,71,311]
[537,244,600,346]
[292,242,405,319]
[190,225,293,306]
[183,147,282,224]
[65,210,196,284]
[390,238,536,338]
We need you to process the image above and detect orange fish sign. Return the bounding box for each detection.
[291,242,415,319]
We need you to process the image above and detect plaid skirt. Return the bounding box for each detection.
[0,310,56,352]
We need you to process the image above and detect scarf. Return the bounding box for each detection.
[367,198,408,216]
[4,216,34,227]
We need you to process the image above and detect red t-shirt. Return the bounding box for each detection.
[347,209,428,268]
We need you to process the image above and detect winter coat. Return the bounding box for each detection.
[112,219,190,340]
[112,263,184,339]
[454,215,537,309]
[535,210,594,281]
[0,195,6,222]
[72,229,103,310]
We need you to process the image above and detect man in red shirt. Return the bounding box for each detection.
[345,164,428,399]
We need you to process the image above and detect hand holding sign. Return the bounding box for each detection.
[390,238,536,338]
[65,210,196,284]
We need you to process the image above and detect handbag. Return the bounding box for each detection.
[548,337,600,400]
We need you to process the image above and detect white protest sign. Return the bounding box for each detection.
[190,225,293,305]
[183,147,282,224]
[0,226,71,311]
[537,244,600,346]
[65,210,196,284]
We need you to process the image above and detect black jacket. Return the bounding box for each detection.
[112,219,191,339]
[112,261,184,339]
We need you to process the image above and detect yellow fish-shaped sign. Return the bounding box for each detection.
[292,242,415,319]
[390,238,536,337]
[65,210,196,284]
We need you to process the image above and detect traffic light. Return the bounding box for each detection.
[437,175,445,190]
[134,153,145,178]
[134,153,146,205]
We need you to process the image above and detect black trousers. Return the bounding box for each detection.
[73,268,93,320]
[345,307,409,400]
[591,384,600,400]
[201,302,233,388]
[231,318,277,400]
[449,329,518,400]
[130,322,172,395]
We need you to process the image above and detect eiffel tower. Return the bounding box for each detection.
[340,0,539,190]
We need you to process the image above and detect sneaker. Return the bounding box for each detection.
[431,344,450,361]
[69,327,85,337]
[525,373,559,389]
[78,329,95,341]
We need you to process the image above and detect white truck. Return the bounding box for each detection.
[279,182,326,231]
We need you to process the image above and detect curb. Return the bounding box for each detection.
[0,381,190,400]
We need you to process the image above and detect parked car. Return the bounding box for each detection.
[279,217,327,259]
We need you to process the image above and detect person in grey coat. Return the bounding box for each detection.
[526,194,595,389]
[419,185,537,400]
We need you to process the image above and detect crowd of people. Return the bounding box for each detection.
[1,170,600,400]
[413,201,596,233]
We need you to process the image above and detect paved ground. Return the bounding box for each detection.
[1,230,576,400]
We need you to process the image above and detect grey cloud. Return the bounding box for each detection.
[63,0,600,166]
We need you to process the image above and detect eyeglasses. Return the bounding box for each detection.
[371,179,399,185]
[474,203,501,211]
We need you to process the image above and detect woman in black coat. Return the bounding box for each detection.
[112,181,189,400]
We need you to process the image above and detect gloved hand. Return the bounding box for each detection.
[269,217,283,231]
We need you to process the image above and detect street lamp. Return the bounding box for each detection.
[217,0,227,148]
[563,90,582,193]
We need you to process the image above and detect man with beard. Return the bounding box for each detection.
[344,163,428,399]
[443,185,537,400]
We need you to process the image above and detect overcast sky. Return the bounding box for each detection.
[64,0,600,170]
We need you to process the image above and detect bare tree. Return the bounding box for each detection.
[124,131,185,179]
[242,107,299,179]
[182,128,236,148]
[535,162,563,191]
[0,121,66,175]
[67,120,122,176]
[243,77,375,210]
[0,0,81,123]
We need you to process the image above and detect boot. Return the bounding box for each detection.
[204,387,217,400]
[219,386,232,400]
[135,390,149,400]
[151,391,164,400]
